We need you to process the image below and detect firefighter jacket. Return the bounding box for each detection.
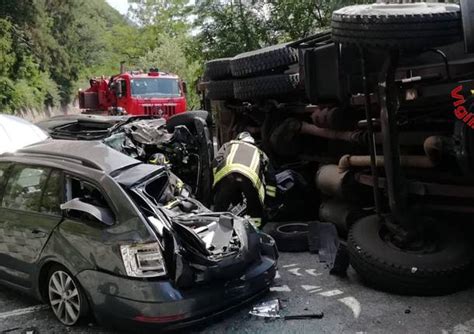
[213,140,276,204]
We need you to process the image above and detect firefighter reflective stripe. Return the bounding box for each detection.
[226,142,239,165]
[249,149,260,172]
[164,200,179,209]
[213,163,265,203]
[266,185,277,197]
[249,217,262,229]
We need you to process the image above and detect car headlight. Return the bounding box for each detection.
[120,242,167,277]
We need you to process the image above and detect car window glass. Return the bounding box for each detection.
[0,163,9,199]
[2,165,50,212]
[40,170,61,215]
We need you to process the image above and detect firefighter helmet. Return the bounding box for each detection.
[236,132,255,144]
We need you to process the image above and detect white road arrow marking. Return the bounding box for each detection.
[301,285,323,293]
[319,289,344,297]
[339,296,361,319]
[270,285,291,292]
[282,263,298,268]
[275,271,281,279]
[305,269,322,277]
[0,305,49,320]
[288,268,303,276]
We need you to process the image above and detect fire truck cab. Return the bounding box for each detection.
[79,69,187,118]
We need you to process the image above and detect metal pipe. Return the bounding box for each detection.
[338,154,436,172]
[379,51,412,228]
[360,48,383,215]
[300,122,357,142]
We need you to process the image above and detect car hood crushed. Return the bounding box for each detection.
[115,163,272,288]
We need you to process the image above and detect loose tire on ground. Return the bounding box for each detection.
[231,43,298,78]
[203,58,232,80]
[234,73,300,101]
[331,3,462,49]
[348,215,473,296]
[205,80,235,101]
[263,222,309,252]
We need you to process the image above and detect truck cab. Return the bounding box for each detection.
[79,69,187,118]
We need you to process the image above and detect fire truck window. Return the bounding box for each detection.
[120,80,127,96]
[131,78,180,98]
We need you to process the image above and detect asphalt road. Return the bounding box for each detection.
[1,252,474,334]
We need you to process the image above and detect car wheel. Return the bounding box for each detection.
[263,222,309,252]
[331,3,462,49]
[234,73,300,101]
[47,265,89,326]
[230,43,298,77]
[206,80,235,100]
[348,215,473,296]
[203,58,232,80]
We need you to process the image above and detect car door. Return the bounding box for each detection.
[0,164,63,287]
[0,162,12,282]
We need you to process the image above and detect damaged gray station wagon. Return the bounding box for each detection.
[0,140,277,330]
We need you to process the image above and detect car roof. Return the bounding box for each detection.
[14,139,141,174]
[0,114,49,154]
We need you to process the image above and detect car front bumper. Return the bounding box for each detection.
[77,255,276,331]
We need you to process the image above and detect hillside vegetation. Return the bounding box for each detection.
[0,0,369,113]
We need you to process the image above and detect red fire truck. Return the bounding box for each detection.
[78,68,187,118]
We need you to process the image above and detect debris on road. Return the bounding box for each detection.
[249,299,324,321]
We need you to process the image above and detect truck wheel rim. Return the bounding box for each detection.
[48,270,81,325]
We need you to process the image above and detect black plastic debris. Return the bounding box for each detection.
[330,242,350,278]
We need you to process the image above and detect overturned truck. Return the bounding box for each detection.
[202,1,474,295]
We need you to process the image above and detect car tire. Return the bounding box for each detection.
[234,73,300,101]
[263,222,309,252]
[205,80,235,101]
[166,110,211,132]
[203,58,232,80]
[348,215,473,296]
[331,3,462,49]
[47,265,89,326]
[231,43,298,77]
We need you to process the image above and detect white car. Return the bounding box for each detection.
[0,114,49,154]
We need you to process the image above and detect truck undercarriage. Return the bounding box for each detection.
[202,1,474,296]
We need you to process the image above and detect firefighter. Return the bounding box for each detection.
[212,132,276,228]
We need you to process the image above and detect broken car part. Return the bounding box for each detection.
[249,299,323,320]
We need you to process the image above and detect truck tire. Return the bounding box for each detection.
[203,58,232,80]
[348,215,473,296]
[234,73,300,101]
[332,3,462,49]
[263,222,309,252]
[230,43,298,78]
[206,80,235,100]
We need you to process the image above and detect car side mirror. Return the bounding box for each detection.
[182,81,187,94]
[115,82,123,97]
[60,198,115,226]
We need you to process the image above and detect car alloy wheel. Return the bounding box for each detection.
[48,270,82,326]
